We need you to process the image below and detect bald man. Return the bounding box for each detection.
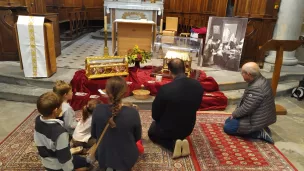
[223,62,276,144]
[148,59,204,159]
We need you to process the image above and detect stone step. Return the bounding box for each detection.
[91,29,112,39]
[223,80,299,105]
[0,83,51,103]
[215,72,303,91]
[0,62,303,93]
[122,80,299,109]
[0,79,298,109]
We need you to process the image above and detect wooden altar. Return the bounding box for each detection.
[112,19,156,55]
[0,6,28,61]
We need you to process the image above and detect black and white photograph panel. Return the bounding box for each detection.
[202,17,248,71]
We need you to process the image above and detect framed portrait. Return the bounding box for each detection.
[202,17,248,71]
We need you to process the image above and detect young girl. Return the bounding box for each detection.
[91,76,142,171]
[72,99,102,149]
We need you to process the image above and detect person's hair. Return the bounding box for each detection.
[168,59,185,75]
[82,99,102,122]
[37,92,62,117]
[106,76,127,128]
[242,62,261,78]
[53,80,72,99]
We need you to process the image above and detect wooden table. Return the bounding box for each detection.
[112,19,156,55]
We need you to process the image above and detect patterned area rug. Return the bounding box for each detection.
[0,110,298,171]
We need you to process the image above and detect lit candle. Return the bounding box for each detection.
[104,16,107,32]
[160,19,163,33]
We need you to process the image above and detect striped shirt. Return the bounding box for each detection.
[34,116,73,171]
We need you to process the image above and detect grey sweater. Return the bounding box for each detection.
[232,75,276,134]
[91,104,142,170]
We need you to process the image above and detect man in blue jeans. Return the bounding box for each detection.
[223,62,276,143]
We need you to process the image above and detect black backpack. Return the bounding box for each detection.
[291,78,304,101]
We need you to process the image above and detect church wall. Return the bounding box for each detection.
[295,19,304,64]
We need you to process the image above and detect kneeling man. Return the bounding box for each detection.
[148,59,204,159]
[224,62,276,143]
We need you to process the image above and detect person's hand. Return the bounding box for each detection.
[229,115,234,120]
[101,94,109,98]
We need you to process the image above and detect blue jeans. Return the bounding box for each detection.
[223,118,260,138]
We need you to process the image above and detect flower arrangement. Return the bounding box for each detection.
[126,45,152,65]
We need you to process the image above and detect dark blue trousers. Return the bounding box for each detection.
[223,118,260,138]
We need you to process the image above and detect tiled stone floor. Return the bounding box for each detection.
[57,34,106,69]
[0,97,303,170]
[56,33,207,71]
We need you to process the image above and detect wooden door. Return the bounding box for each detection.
[174,0,183,13]
[0,0,9,6]
[0,7,28,61]
[250,0,275,18]
[83,0,103,7]
[215,0,228,16]
[26,0,36,13]
[33,0,46,13]
[182,0,202,13]
[8,0,26,6]
[166,0,183,13]
[250,0,267,18]
[46,0,53,6]
[62,0,73,7]
[26,0,46,14]
[234,0,251,17]
[182,0,190,13]
[73,0,82,7]
[83,0,93,7]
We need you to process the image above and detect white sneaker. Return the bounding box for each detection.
[172,139,182,159]
[181,139,190,157]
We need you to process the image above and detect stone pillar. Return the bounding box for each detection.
[265,0,304,66]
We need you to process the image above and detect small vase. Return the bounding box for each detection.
[135,60,140,68]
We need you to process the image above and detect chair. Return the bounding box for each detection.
[163,17,178,36]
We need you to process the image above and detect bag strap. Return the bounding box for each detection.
[95,122,110,147]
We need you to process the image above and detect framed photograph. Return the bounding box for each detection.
[201,17,248,71]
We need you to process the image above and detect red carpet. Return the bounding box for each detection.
[189,113,298,170]
[0,110,298,171]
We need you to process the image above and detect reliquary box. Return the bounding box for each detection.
[85,56,129,79]
[162,50,192,76]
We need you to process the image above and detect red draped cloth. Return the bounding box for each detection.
[70,66,227,111]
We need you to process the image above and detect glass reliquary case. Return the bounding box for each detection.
[85,56,129,79]
[153,35,203,76]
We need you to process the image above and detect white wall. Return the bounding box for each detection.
[295,14,304,64]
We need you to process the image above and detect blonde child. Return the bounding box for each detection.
[53,80,77,135]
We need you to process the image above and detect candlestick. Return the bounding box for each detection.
[104,16,107,32]
[104,32,109,56]
[160,19,163,34]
